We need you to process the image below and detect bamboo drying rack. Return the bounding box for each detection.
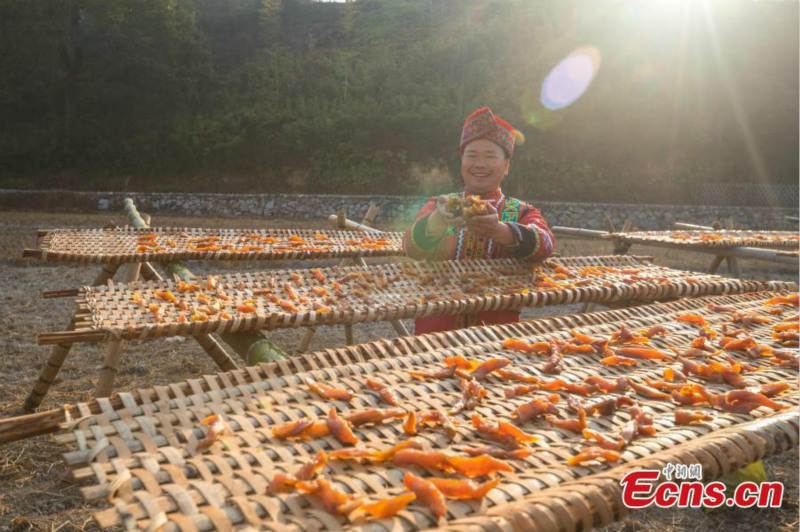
[553,225,799,281]
[24,226,403,264]
[24,200,410,408]
[38,255,790,347]
[46,290,799,532]
[601,230,799,249]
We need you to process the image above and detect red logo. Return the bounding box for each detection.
[621,467,783,509]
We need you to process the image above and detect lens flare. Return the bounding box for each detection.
[540,46,601,110]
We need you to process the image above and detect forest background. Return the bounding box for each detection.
[1,0,797,204]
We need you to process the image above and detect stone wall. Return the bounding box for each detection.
[0,189,796,231]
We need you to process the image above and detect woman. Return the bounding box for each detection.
[403,106,555,334]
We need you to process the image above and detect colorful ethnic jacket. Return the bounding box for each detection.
[402,188,555,334]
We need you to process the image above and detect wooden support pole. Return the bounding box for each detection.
[723,219,741,278]
[295,327,316,354]
[355,256,410,337]
[93,263,120,286]
[604,215,616,234]
[299,203,400,353]
[336,210,356,346]
[674,222,715,231]
[344,324,355,346]
[124,199,242,369]
[707,255,725,275]
[95,262,141,398]
[551,227,609,240]
[326,214,384,233]
[140,261,162,282]
[391,319,410,337]
[24,339,73,411]
[193,335,239,371]
[726,256,742,278]
[362,202,380,227]
[24,235,125,410]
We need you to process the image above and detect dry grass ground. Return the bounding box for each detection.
[0,211,797,532]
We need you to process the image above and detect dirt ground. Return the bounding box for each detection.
[0,211,797,532]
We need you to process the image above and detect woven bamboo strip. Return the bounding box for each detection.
[603,230,799,249]
[54,291,798,532]
[0,291,741,446]
[38,256,793,346]
[25,227,403,264]
[434,410,798,532]
[48,291,776,448]
[56,291,793,456]
[23,260,122,411]
[90,411,799,532]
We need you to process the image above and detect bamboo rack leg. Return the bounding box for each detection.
[94,263,119,285]
[356,204,408,337]
[297,206,383,353]
[723,218,741,278]
[24,337,73,411]
[604,215,616,234]
[344,325,355,346]
[391,320,410,337]
[296,327,316,354]
[24,262,122,411]
[354,256,409,337]
[139,257,238,370]
[341,209,356,346]
[136,205,240,370]
[95,263,141,398]
[726,256,742,278]
[140,261,161,282]
[707,255,725,274]
[194,334,239,371]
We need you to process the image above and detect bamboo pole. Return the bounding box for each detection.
[295,325,316,354]
[299,204,409,352]
[556,224,797,269]
[95,262,141,397]
[620,240,797,266]
[92,212,152,397]
[673,222,715,231]
[163,262,284,366]
[24,337,73,410]
[338,210,356,346]
[24,241,123,411]
[707,255,725,275]
[326,213,384,233]
[551,226,609,239]
[723,218,742,277]
[121,201,242,370]
[612,219,634,255]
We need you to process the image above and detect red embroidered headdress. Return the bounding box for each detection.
[459,106,523,158]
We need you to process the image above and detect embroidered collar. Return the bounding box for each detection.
[465,188,504,203]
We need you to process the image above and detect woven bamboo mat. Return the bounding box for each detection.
[54,291,799,532]
[603,230,799,249]
[25,227,403,263]
[39,256,791,345]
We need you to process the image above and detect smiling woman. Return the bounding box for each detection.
[403,106,556,335]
